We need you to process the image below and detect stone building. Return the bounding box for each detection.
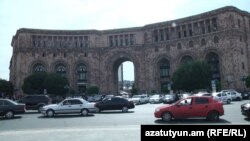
[10,6,250,94]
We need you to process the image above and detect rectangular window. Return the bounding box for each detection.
[189,29,193,36]
[109,36,113,47]
[238,19,241,28]
[195,98,209,104]
[178,32,181,38]
[114,35,118,46]
[165,28,169,40]
[202,27,205,34]
[130,34,134,45]
[242,62,245,70]
[160,29,164,41]
[125,35,129,46]
[84,36,89,47]
[212,18,217,31]
[154,30,158,42]
[183,30,187,37]
[119,35,123,46]
[208,25,211,33]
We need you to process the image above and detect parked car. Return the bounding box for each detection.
[16,95,51,112]
[241,91,250,99]
[179,93,192,99]
[95,97,134,113]
[154,96,224,122]
[241,102,250,118]
[128,95,148,105]
[0,99,26,119]
[40,98,96,117]
[212,92,232,104]
[221,90,242,101]
[162,94,178,104]
[194,91,211,97]
[149,94,163,104]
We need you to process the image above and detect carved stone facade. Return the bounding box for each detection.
[10,6,250,94]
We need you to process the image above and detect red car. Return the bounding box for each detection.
[154,96,224,122]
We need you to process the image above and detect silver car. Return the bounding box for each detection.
[41,98,96,117]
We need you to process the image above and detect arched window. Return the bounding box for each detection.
[33,64,45,72]
[177,43,182,49]
[214,36,219,44]
[77,64,87,82]
[180,56,193,64]
[159,59,170,78]
[189,41,193,47]
[56,64,66,77]
[206,52,220,80]
[201,38,206,46]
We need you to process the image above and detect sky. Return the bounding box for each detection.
[0,0,250,81]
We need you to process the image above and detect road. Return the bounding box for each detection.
[0,100,249,141]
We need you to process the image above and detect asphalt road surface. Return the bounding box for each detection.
[0,100,249,141]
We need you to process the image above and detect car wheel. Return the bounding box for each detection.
[227,99,231,104]
[162,112,172,122]
[96,107,101,113]
[38,105,44,113]
[81,109,89,116]
[207,111,219,121]
[46,109,54,117]
[122,106,128,112]
[5,111,14,119]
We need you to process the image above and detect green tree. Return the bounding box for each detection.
[130,84,138,96]
[245,75,250,88]
[43,73,69,95]
[22,72,47,94]
[172,61,212,92]
[86,86,99,95]
[0,79,14,97]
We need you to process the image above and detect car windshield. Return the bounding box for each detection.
[7,99,18,105]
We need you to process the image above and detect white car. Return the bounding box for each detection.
[213,92,232,104]
[41,98,96,117]
[128,95,148,105]
[149,94,163,104]
[221,90,242,101]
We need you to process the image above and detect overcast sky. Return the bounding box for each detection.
[0,0,250,81]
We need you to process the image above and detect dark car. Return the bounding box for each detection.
[162,94,179,104]
[95,97,134,113]
[0,99,26,119]
[16,95,51,112]
[241,91,250,99]
[241,102,250,118]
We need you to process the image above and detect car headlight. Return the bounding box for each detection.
[155,108,160,112]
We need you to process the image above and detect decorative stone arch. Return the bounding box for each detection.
[51,60,69,77]
[152,54,172,93]
[204,50,221,81]
[180,55,194,64]
[28,60,48,73]
[177,51,196,63]
[73,60,89,94]
[104,51,140,94]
